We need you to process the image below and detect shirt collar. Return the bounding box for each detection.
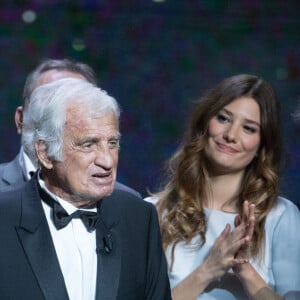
[37,171,97,215]
[19,147,36,180]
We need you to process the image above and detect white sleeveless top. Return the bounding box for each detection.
[145,196,300,299]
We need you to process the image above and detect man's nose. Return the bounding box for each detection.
[94,147,115,169]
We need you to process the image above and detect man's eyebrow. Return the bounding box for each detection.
[110,133,121,139]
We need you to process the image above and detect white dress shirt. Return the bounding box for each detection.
[19,147,36,180]
[39,176,97,300]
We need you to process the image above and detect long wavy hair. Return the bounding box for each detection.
[156,74,285,266]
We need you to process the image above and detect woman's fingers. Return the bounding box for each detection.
[242,200,250,223]
[214,223,231,246]
[235,201,256,240]
[234,214,241,227]
[214,224,249,255]
[246,203,255,239]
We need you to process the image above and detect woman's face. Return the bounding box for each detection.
[205,97,261,176]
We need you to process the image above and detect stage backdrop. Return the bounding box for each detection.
[0,1,299,206]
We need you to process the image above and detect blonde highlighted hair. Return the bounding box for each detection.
[155,74,285,266]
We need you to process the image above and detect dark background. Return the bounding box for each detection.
[0,1,299,206]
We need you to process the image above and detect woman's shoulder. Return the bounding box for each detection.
[269,196,299,216]
[266,196,300,231]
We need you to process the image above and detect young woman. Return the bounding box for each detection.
[146,74,300,300]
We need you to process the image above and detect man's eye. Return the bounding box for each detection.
[83,143,93,148]
[108,139,120,148]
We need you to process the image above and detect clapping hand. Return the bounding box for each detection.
[202,201,255,280]
[233,200,255,273]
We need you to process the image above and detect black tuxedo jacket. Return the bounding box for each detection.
[0,178,171,300]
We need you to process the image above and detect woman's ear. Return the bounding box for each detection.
[35,140,53,169]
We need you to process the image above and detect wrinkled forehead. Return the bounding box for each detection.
[65,103,118,129]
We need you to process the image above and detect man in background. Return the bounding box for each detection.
[0,58,139,196]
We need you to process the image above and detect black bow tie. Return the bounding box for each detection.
[38,186,98,232]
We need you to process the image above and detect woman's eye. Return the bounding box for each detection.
[216,113,230,123]
[243,125,258,134]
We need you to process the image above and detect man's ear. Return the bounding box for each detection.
[15,106,23,135]
[35,140,53,169]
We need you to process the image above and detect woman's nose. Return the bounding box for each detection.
[223,125,238,142]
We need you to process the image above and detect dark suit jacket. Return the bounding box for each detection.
[0,153,26,191]
[0,152,141,197]
[0,178,171,300]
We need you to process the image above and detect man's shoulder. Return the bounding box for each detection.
[0,160,12,171]
[114,181,141,198]
[0,153,26,191]
[0,154,22,175]
[0,184,25,223]
[0,181,27,201]
[103,186,153,213]
[99,186,156,237]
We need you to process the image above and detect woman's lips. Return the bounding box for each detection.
[215,142,239,154]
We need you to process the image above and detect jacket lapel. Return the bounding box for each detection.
[16,180,69,300]
[95,196,122,300]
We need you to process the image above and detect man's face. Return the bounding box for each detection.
[44,103,120,207]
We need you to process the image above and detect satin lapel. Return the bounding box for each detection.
[95,197,121,300]
[16,179,69,300]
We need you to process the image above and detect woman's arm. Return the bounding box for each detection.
[234,199,300,299]
[271,200,300,295]
[235,262,283,300]
[233,202,283,299]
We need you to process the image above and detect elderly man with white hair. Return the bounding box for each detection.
[0,78,171,300]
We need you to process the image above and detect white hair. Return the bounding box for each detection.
[22,78,120,166]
